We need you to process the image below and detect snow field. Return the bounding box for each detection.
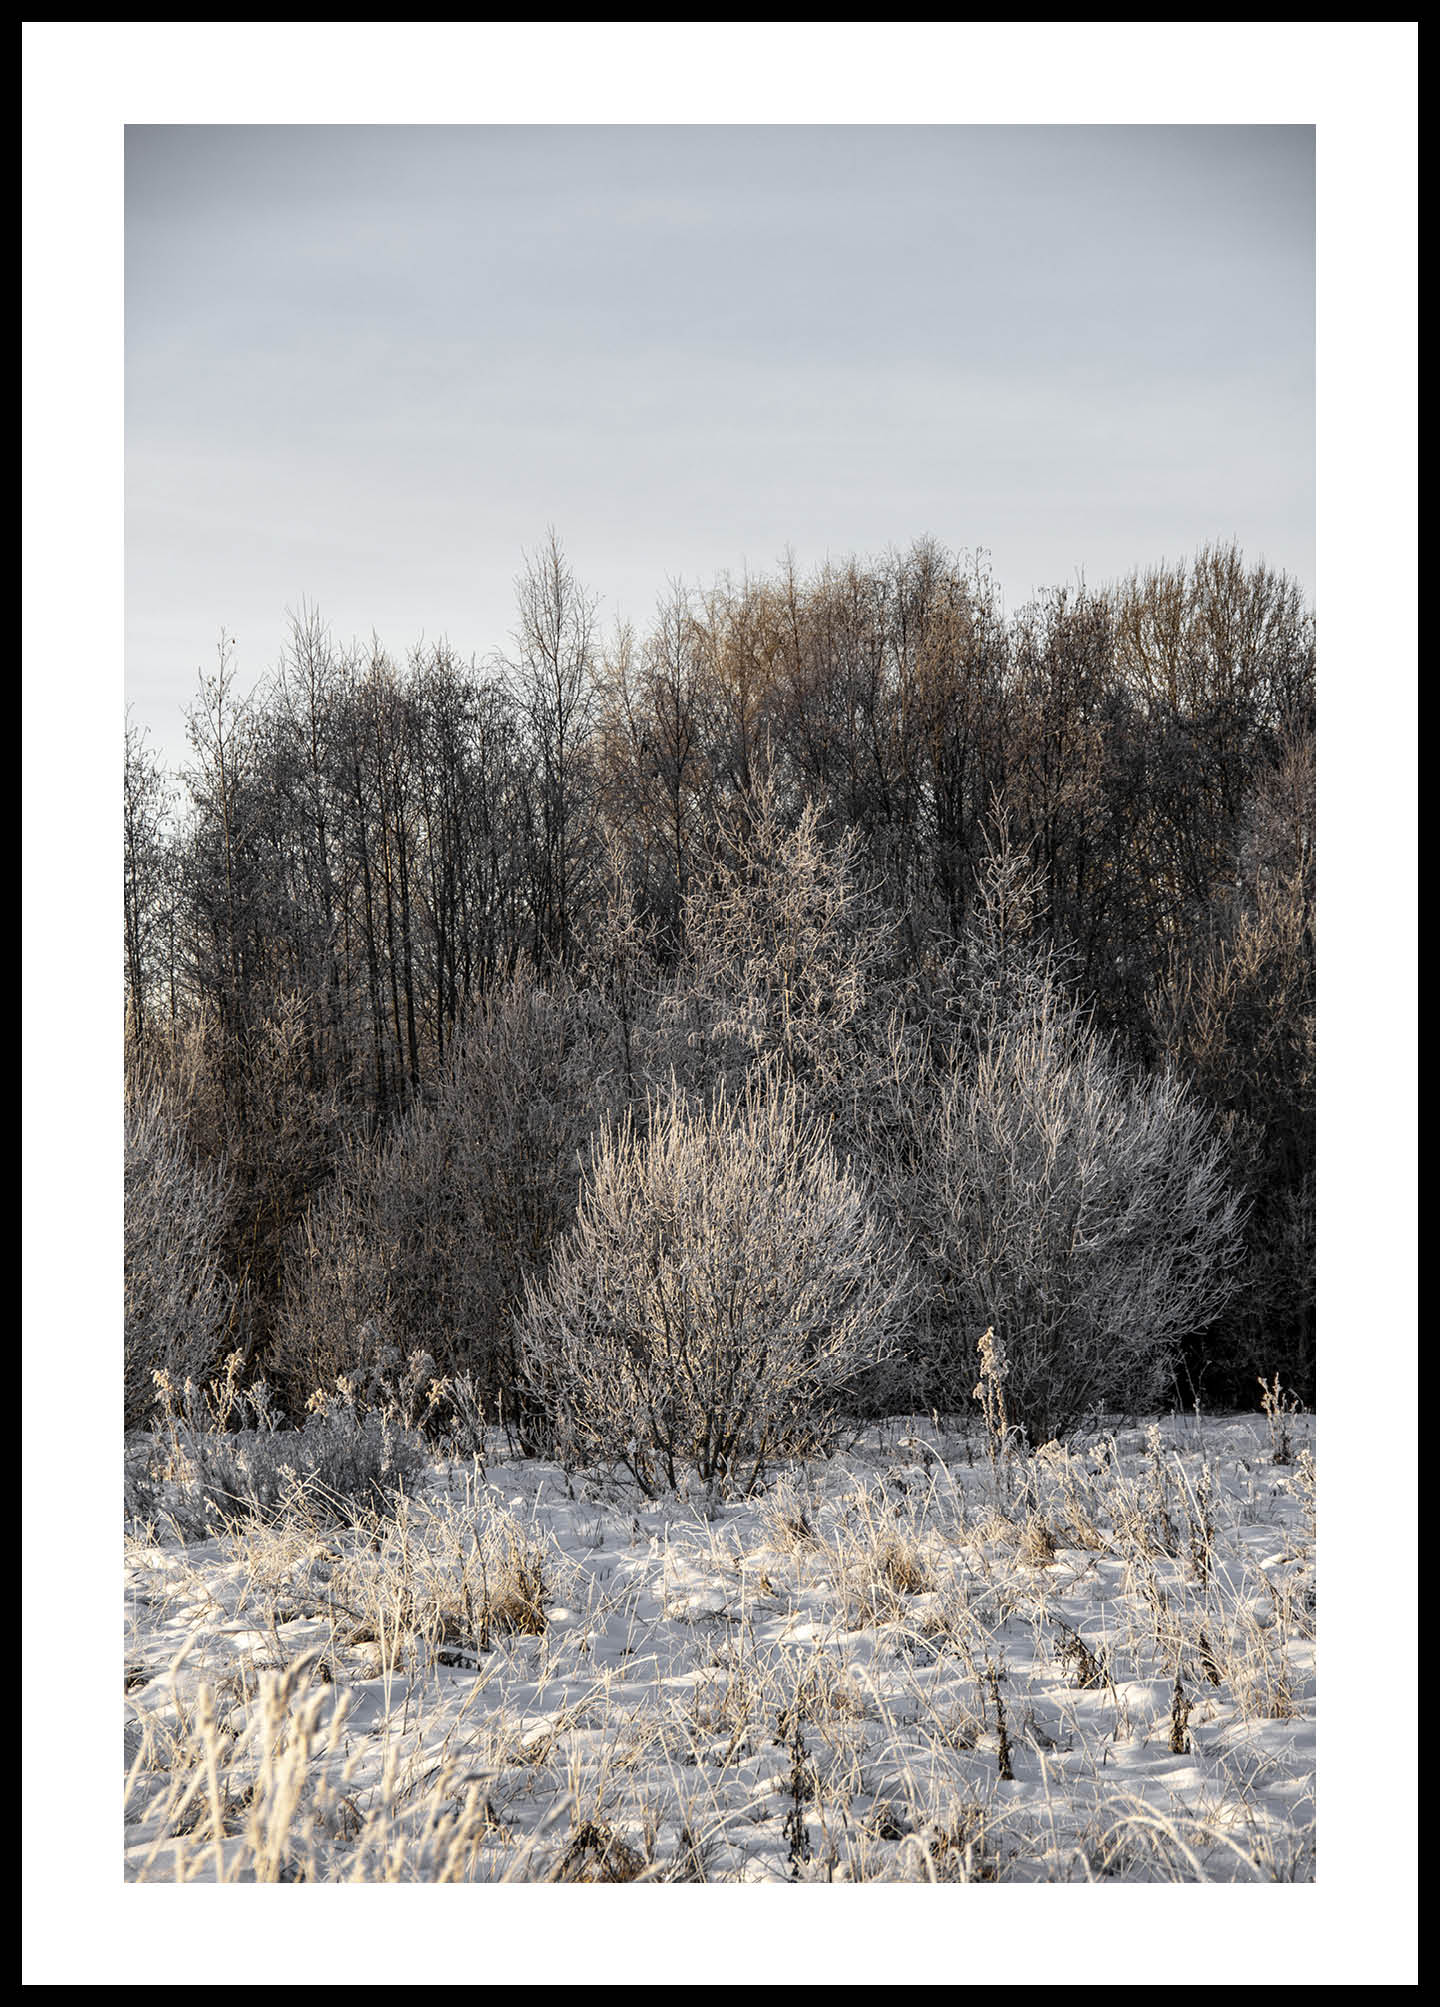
[123,1411,1315,1882]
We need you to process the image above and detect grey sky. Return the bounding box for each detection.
[126,124,1313,767]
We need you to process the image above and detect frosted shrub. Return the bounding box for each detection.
[124,1090,234,1431]
[517,1070,913,1497]
[920,979,1244,1443]
[270,970,613,1418]
[892,825,1246,1443]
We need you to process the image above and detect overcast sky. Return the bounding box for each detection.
[126,123,1314,767]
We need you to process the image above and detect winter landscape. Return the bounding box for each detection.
[67,63,1407,1982]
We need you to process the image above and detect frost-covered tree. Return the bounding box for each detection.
[661,767,898,1107]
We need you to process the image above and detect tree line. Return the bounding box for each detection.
[124,533,1314,1442]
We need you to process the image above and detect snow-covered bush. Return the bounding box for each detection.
[124,1090,234,1431]
[516,1069,913,1496]
[911,838,1245,1441]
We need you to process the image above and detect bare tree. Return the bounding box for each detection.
[124,716,172,1059]
[1152,727,1315,1398]
[509,530,600,966]
[592,582,712,945]
[180,631,259,1093]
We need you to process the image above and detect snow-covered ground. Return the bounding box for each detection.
[124,1410,1315,1882]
